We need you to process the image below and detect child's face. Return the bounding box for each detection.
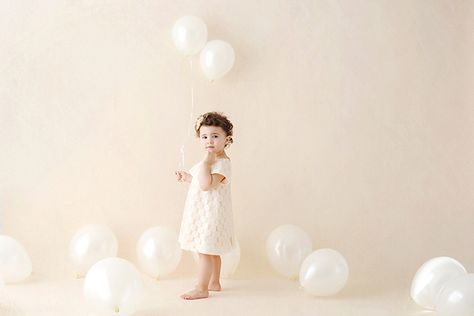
[199,125,229,154]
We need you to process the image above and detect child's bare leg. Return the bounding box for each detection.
[181,253,212,300]
[208,255,222,291]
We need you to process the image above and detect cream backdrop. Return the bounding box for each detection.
[0,0,473,291]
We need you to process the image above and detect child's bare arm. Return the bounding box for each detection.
[197,163,225,191]
[175,171,193,183]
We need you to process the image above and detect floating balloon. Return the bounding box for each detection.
[266,225,312,278]
[0,235,32,283]
[69,224,118,277]
[299,248,349,296]
[200,40,235,81]
[437,273,474,316]
[410,257,467,310]
[193,240,241,278]
[172,16,208,56]
[84,257,144,315]
[136,226,182,279]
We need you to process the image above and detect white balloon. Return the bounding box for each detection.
[438,274,474,316]
[192,240,240,278]
[410,257,467,310]
[266,225,312,278]
[69,224,118,277]
[172,16,207,56]
[299,248,349,296]
[136,226,182,278]
[0,235,32,283]
[221,241,240,278]
[84,257,144,315]
[199,40,235,81]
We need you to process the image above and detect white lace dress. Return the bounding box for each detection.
[178,158,235,255]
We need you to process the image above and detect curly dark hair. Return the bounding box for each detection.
[195,112,234,147]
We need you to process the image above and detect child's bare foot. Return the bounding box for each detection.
[180,288,209,300]
[208,282,221,291]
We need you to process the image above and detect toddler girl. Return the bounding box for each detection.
[175,111,236,300]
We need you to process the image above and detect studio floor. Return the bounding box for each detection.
[0,275,436,316]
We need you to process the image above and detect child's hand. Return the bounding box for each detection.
[203,151,216,165]
[175,171,191,183]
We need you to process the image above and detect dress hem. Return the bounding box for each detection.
[179,242,234,256]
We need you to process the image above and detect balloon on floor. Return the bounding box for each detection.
[84,257,144,315]
[410,257,467,310]
[437,273,474,316]
[0,235,32,283]
[136,226,182,279]
[221,240,241,278]
[299,248,349,296]
[69,224,118,277]
[266,224,312,279]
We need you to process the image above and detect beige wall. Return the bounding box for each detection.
[1,0,473,287]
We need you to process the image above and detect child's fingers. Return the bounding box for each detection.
[175,171,187,182]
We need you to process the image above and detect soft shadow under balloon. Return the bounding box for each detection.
[302,280,399,300]
[3,272,43,286]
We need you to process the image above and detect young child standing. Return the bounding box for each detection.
[175,111,235,300]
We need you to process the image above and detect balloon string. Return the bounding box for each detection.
[179,57,195,170]
[189,58,195,140]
